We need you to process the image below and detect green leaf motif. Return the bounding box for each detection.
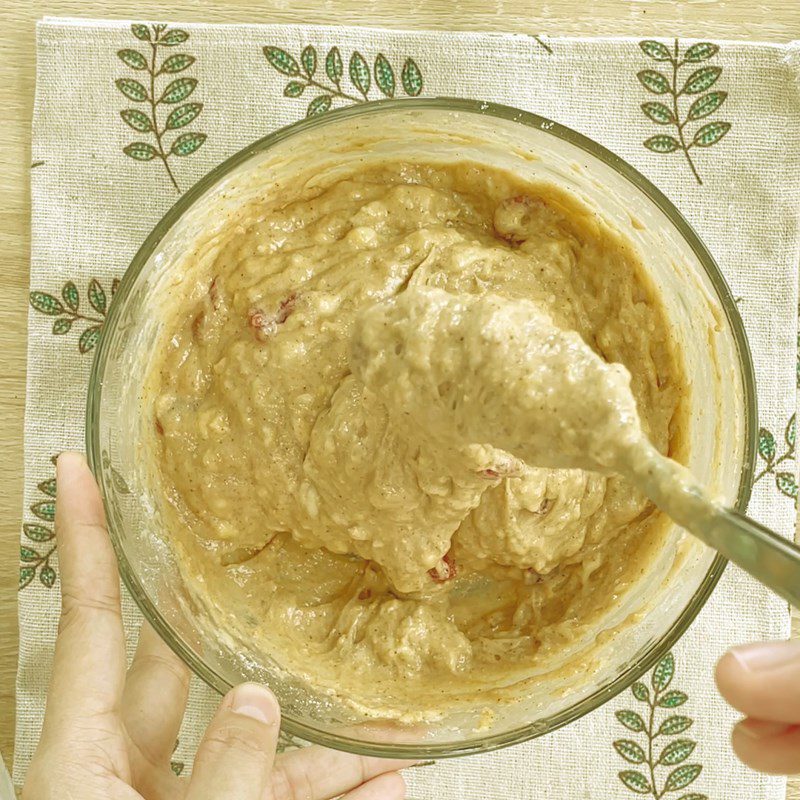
[116,78,148,102]
[118,48,148,70]
[644,135,680,153]
[131,24,151,41]
[676,795,708,800]
[401,58,423,96]
[693,121,731,147]
[787,413,796,447]
[20,546,40,563]
[160,29,190,46]
[79,325,102,354]
[40,566,57,588]
[302,45,317,76]
[759,427,777,461]
[652,652,674,691]
[658,715,693,736]
[264,46,300,76]
[664,764,702,792]
[637,69,671,94]
[52,318,72,335]
[24,524,54,542]
[684,42,719,62]
[124,142,159,161]
[30,292,64,316]
[19,567,35,590]
[635,39,728,185]
[110,466,131,495]
[326,47,343,84]
[619,770,652,794]
[349,51,371,96]
[31,500,56,521]
[687,91,727,120]
[284,81,305,97]
[374,53,396,97]
[614,739,646,764]
[120,109,153,133]
[159,77,198,104]
[171,761,185,776]
[658,690,688,708]
[307,95,333,117]
[166,102,203,130]
[659,738,696,765]
[776,471,798,500]
[171,132,207,156]
[89,279,107,315]
[62,281,79,311]
[160,53,196,75]
[681,66,721,95]
[616,709,646,732]
[639,40,673,62]
[38,478,57,497]
[632,682,650,702]
[641,101,675,124]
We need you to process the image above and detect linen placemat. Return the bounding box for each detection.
[17,18,800,798]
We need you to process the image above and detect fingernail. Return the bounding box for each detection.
[729,640,800,672]
[229,683,279,725]
[736,719,793,740]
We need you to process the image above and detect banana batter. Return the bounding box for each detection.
[144,161,687,716]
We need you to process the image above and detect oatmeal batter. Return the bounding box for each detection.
[145,161,687,715]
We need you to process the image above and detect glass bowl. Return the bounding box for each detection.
[86,98,756,760]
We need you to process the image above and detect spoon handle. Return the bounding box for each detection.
[691,507,800,609]
[626,444,800,608]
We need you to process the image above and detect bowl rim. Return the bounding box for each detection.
[86,96,757,759]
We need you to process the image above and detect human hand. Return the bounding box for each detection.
[716,640,800,774]
[23,452,410,799]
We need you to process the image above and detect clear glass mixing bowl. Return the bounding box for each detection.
[86,98,756,759]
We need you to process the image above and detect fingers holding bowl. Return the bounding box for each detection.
[716,640,800,774]
[123,623,192,796]
[716,641,800,724]
[43,452,127,735]
[187,683,281,800]
[272,745,417,800]
[341,772,406,799]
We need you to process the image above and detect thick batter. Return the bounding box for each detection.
[145,161,687,716]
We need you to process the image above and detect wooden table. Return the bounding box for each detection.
[1,0,798,790]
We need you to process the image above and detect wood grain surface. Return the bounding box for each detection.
[1,0,798,790]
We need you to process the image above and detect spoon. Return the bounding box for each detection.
[351,285,800,608]
[628,443,800,610]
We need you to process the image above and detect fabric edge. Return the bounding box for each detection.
[34,19,797,53]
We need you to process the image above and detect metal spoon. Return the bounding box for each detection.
[629,442,800,609]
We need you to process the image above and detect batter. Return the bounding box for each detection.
[145,161,687,716]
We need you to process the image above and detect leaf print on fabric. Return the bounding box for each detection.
[115,23,206,192]
[170,739,185,776]
[636,39,731,185]
[29,277,119,354]
[263,44,425,117]
[755,415,797,505]
[613,652,708,799]
[349,51,371,97]
[19,459,59,591]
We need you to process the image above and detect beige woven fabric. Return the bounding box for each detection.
[17,18,800,798]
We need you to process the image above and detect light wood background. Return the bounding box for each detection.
[1,0,798,791]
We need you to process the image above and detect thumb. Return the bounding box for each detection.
[187,683,281,800]
[716,640,800,723]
